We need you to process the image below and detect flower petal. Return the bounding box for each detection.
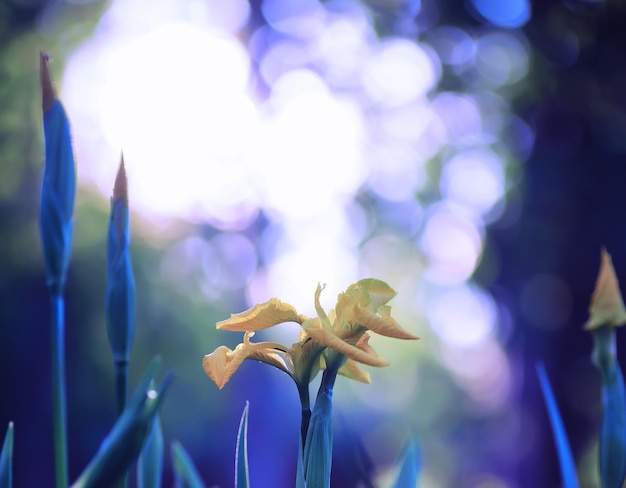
[337,359,371,384]
[302,321,389,367]
[352,306,419,340]
[314,284,333,330]
[355,278,397,309]
[202,346,243,389]
[217,298,307,331]
[585,249,626,330]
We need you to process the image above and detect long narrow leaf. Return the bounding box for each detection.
[235,402,250,488]
[137,411,163,488]
[296,434,306,488]
[0,422,14,488]
[536,362,579,488]
[304,387,333,488]
[391,439,420,488]
[71,359,172,488]
[171,442,206,488]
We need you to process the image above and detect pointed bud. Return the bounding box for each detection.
[39,53,76,294]
[40,52,56,112]
[584,249,626,330]
[113,154,128,205]
[106,154,136,365]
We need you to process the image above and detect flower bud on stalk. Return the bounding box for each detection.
[106,157,136,416]
[586,249,626,488]
[39,52,75,295]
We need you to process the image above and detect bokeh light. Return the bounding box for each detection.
[33,0,535,484]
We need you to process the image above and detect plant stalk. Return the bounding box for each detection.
[51,292,68,488]
[298,382,311,446]
[114,360,128,418]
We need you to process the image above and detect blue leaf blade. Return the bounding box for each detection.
[391,439,420,488]
[536,362,579,488]
[171,442,206,488]
[137,413,164,488]
[71,360,171,488]
[235,402,250,488]
[0,422,14,488]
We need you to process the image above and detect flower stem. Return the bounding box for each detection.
[50,292,68,488]
[115,360,128,418]
[114,360,129,488]
[298,382,311,446]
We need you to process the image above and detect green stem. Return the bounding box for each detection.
[50,293,68,488]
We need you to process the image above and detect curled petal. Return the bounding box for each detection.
[314,284,333,330]
[352,306,418,340]
[303,321,389,368]
[203,346,245,389]
[585,249,626,330]
[354,278,397,309]
[203,334,294,389]
[217,298,307,331]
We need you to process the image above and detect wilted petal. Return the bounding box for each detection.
[303,321,389,368]
[217,298,307,331]
[351,306,418,340]
[585,249,626,330]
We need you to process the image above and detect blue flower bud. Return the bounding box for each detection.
[106,157,136,364]
[39,53,75,294]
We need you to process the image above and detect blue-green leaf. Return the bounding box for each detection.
[235,402,250,488]
[137,411,163,488]
[296,435,306,488]
[591,327,626,488]
[0,422,14,488]
[171,441,206,488]
[536,362,579,488]
[71,359,172,488]
[391,439,420,488]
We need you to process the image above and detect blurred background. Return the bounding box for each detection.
[0,0,624,486]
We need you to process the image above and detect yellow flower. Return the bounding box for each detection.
[584,249,626,330]
[202,279,418,390]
